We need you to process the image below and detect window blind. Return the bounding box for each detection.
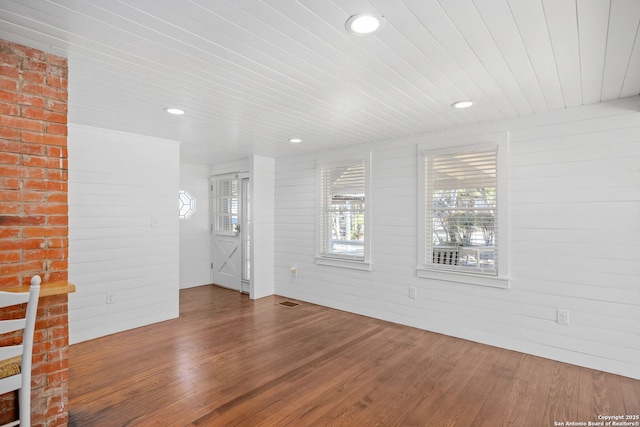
[320,161,366,260]
[426,149,497,274]
[213,178,238,234]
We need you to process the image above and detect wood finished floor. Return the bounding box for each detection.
[68,285,640,426]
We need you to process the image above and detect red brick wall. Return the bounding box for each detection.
[0,39,69,426]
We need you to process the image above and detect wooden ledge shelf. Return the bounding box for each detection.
[4,281,76,297]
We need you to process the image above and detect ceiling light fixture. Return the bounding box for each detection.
[345,12,385,36]
[451,100,473,109]
[288,138,302,143]
[164,107,185,115]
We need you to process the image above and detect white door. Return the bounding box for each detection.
[211,176,241,291]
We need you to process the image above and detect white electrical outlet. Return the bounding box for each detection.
[409,287,417,299]
[556,309,569,325]
[106,292,115,304]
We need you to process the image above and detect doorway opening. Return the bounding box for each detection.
[210,173,250,294]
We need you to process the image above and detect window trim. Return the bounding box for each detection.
[178,189,196,219]
[417,139,509,288]
[316,153,372,271]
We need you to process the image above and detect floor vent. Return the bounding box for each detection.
[278,301,300,308]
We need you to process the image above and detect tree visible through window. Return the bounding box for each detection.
[426,149,497,274]
[320,161,366,261]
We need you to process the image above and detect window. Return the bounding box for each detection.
[317,156,371,270]
[212,177,238,235]
[418,143,509,288]
[178,190,196,219]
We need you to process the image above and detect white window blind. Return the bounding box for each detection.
[320,161,365,261]
[426,149,498,275]
[212,178,238,234]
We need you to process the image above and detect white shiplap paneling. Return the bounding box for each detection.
[274,96,640,379]
[250,155,276,299]
[179,162,211,289]
[68,124,180,344]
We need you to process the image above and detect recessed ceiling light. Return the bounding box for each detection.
[164,108,185,115]
[346,13,385,36]
[451,100,473,109]
[289,138,302,143]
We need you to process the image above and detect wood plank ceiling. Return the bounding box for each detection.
[1,0,639,164]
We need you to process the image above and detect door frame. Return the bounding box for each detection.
[240,176,251,294]
[210,172,250,293]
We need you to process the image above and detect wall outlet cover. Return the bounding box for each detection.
[557,309,569,325]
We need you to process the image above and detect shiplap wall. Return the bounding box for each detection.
[68,124,180,344]
[274,96,640,380]
[179,162,211,289]
[250,155,275,299]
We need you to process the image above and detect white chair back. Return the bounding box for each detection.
[0,275,41,427]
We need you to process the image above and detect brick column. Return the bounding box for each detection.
[0,39,69,426]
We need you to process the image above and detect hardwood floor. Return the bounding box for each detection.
[68,285,640,426]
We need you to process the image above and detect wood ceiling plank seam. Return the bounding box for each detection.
[187,0,358,90]
[576,0,610,105]
[288,0,459,128]
[2,0,637,165]
[472,0,550,113]
[0,18,70,55]
[72,106,392,155]
[252,0,478,132]
[79,0,403,133]
[364,0,502,123]
[69,56,407,142]
[426,0,522,118]
[0,1,237,87]
[370,0,503,123]
[602,0,640,99]
[438,0,534,117]
[500,0,556,112]
[619,20,640,98]
[12,0,182,64]
[506,0,566,111]
[68,107,274,152]
[115,0,438,132]
[347,35,468,129]
[0,11,73,57]
[137,2,372,110]
[70,109,386,159]
[196,0,457,132]
[541,0,583,108]
[403,0,518,118]
[355,19,478,127]
[83,1,383,123]
[331,0,472,126]
[71,98,401,156]
[0,1,80,50]
[362,3,466,105]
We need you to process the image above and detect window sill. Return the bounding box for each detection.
[416,267,510,289]
[316,256,372,271]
